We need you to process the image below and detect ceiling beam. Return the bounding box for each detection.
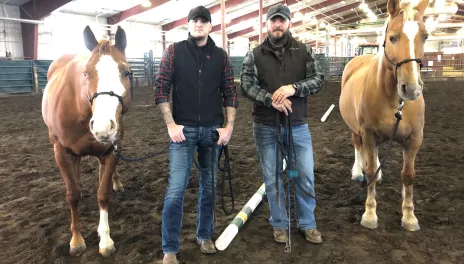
[19,0,73,60]
[107,0,170,25]
[162,0,247,31]
[246,1,373,42]
[248,4,389,42]
[230,0,346,40]
[20,0,73,20]
[211,0,286,33]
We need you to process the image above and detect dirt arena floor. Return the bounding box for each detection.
[1,80,463,264]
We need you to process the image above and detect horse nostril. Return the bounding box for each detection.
[90,120,94,130]
[401,84,406,94]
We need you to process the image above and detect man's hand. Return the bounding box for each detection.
[216,125,233,146]
[272,99,292,116]
[167,123,185,143]
[272,84,295,104]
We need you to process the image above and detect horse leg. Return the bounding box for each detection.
[54,144,86,256]
[351,132,365,182]
[360,134,379,229]
[112,170,124,191]
[97,155,118,257]
[351,132,383,184]
[401,134,422,231]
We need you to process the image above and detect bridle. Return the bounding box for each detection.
[382,23,424,78]
[87,70,133,112]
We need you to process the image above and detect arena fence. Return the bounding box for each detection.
[0,52,463,94]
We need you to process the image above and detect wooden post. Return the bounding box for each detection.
[32,64,39,93]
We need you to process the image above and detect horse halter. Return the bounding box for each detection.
[382,23,424,77]
[88,91,125,106]
[87,70,133,110]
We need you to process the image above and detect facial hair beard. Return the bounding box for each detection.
[192,34,207,42]
[268,29,290,48]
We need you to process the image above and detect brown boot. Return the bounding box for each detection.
[162,253,179,264]
[302,228,322,244]
[197,238,216,254]
[273,229,288,244]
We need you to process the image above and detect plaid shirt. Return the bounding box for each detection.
[154,43,238,109]
[240,43,324,107]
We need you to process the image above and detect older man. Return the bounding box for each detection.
[240,3,325,245]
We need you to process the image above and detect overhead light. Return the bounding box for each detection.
[141,0,151,8]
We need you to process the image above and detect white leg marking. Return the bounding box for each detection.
[361,184,378,229]
[401,184,420,231]
[376,155,383,183]
[351,149,364,181]
[98,209,114,250]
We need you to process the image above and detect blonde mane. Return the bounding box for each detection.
[400,0,420,21]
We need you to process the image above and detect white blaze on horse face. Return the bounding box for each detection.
[403,21,420,84]
[90,55,125,142]
[98,209,114,250]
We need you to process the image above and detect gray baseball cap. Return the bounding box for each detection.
[267,4,291,21]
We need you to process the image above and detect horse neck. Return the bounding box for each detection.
[376,54,400,107]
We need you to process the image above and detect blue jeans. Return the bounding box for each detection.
[253,122,317,230]
[161,125,221,254]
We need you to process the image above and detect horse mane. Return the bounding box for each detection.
[98,40,112,55]
[400,0,419,22]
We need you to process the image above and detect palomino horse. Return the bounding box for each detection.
[42,25,131,256]
[340,0,429,231]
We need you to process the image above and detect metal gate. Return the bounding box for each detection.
[0,60,34,94]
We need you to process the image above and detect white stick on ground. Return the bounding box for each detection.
[321,104,335,122]
[215,183,266,251]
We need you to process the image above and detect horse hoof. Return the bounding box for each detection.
[402,220,420,231]
[99,244,116,257]
[69,243,87,256]
[361,215,378,229]
[113,182,124,192]
[351,174,364,182]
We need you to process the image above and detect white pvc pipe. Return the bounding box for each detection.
[215,183,266,251]
[0,17,44,24]
[321,104,335,123]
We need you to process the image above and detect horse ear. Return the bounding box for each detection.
[414,0,429,17]
[387,0,400,18]
[115,26,127,52]
[83,25,98,51]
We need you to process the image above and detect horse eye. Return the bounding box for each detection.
[122,71,130,77]
[424,35,428,41]
[83,72,88,77]
[389,36,397,43]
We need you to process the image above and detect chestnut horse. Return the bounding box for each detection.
[340,0,429,231]
[41,25,131,256]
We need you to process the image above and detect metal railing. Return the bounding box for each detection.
[1,52,462,95]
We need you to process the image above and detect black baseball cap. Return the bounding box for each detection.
[267,4,291,21]
[188,5,212,23]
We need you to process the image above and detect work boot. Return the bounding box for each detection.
[273,229,288,244]
[162,253,178,264]
[197,238,216,254]
[303,228,322,244]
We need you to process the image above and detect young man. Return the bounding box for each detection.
[240,3,325,245]
[154,5,238,264]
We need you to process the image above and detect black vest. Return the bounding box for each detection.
[172,35,226,126]
[252,37,309,125]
